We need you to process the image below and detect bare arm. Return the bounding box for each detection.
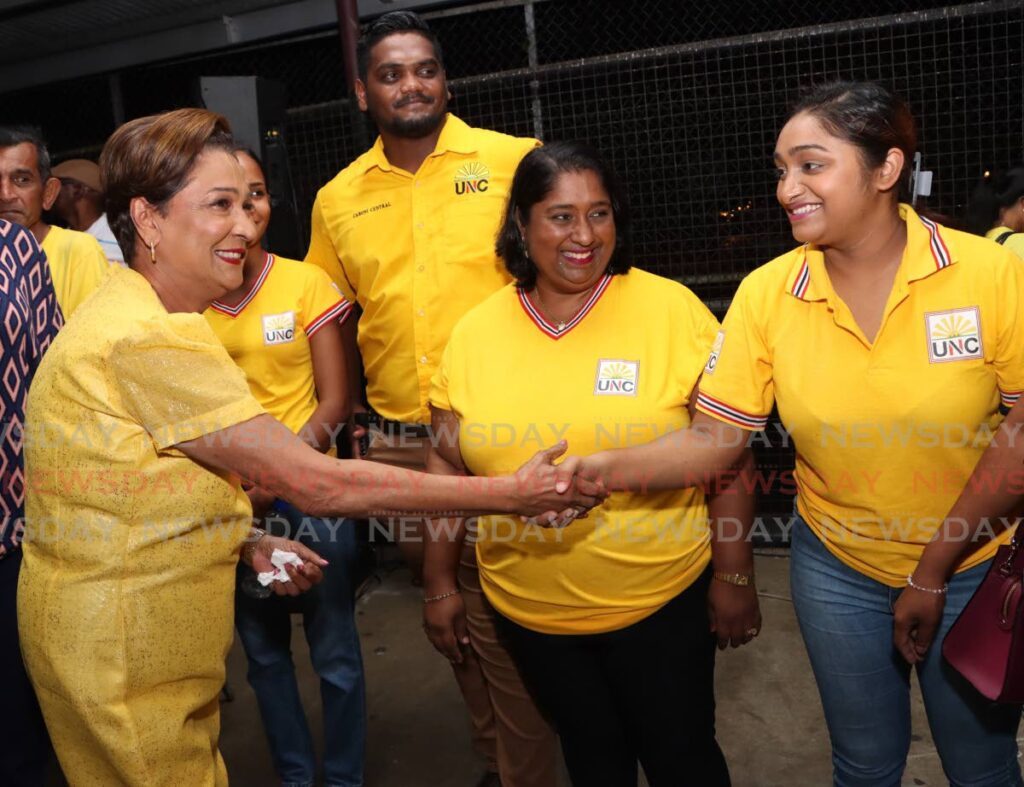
[176,413,600,520]
[340,310,368,457]
[422,406,472,662]
[299,318,350,452]
[584,411,749,494]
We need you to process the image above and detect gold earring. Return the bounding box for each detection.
[148,241,156,264]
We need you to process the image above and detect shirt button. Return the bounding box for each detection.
[417,222,424,229]
[420,356,428,364]
[418,309,425,317]
[417,265,425,272]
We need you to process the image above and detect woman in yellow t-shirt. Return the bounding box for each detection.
[580,82,1024,785]
[205,148,363,787]
[423,142,759,787]
[17,109,604,787]
[966,164,1024,259]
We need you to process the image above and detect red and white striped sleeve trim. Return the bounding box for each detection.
[1000,389,1022,409]
[695,391,769,431]
[305,299,353,337]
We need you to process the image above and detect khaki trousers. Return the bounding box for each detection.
[365,431,560,786]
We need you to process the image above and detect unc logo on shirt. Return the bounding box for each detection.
[594,359,639,396]
[454,162,490,195]
[705,330,725,375]
[925,307,983,363]
[262,311,296,346]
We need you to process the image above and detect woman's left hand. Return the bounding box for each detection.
[893,586,946,664]
[708,581,762,649]
[246,534,330,597]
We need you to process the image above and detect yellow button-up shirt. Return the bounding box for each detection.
[305,114,539,423]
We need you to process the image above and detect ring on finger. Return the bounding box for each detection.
[745,627,760,638]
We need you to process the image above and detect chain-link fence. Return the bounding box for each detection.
[4,0,1022,535]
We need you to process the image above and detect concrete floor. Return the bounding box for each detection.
[216,552,1010,786]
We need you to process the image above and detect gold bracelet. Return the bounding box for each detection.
[423,589,460,604]
[713,571,754,587]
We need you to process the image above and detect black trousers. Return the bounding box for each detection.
[496,568,731,787]
[0,549,54,786]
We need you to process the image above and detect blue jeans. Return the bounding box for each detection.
[789,515,1022,787]
[235,502,366,787]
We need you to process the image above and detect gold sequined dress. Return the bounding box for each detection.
[18,267,264,786]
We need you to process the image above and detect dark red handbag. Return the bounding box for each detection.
[942,530,1024,703]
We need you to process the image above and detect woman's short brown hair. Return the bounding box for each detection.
[101,108,234,265]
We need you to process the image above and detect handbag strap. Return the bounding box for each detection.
[998,524,1023,576]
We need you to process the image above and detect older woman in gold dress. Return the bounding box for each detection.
[17,108,601,786]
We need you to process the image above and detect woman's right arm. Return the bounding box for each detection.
[176,413,603,520]
[582,412,749,494]
[421,405,472,663]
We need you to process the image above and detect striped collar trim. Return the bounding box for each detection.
[209,253,273,317]
[517,274,613,340]
[789,254,811,299]
[787,209,955,301]
[917,214,953,271]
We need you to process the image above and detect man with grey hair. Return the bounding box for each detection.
[0,126,109,317]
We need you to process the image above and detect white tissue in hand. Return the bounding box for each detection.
[256,548,305,586]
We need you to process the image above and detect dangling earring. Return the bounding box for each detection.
[519,234,530,260]
[148,241,156,264]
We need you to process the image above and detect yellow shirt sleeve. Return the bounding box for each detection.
[305,192,356,302]
[676,287,721,403]
[110,313,265,449]
[992,250,1024,403]
[302,265,352,336]
[696,274,773,430]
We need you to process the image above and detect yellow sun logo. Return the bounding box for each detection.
[604,362,635,380]
[455,162,490,182]
[933,315,972,340]
[265,314,292,331]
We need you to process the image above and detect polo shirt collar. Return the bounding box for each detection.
[362,113,478,174]
[786,203,957,302]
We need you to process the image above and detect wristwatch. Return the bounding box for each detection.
[713,571,754,587]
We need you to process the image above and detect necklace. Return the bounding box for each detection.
[531,280,599,331]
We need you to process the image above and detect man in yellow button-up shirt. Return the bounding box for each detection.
[305,11,554,787]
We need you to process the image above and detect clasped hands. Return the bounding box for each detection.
[512,441,608,527]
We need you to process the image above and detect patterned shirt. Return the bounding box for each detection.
[0,220,63,558]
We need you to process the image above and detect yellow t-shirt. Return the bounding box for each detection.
[697,205,1024,586]
[430,269,719,635]
[18,266,265,785]
[40,224,110,318]
[205,253,351,435]
[985,226,1024,260]
[306,114,539,424]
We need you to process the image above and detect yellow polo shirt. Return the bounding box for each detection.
[40,224,110,318]
[204,253,351,435]
[985,226,1024,260]
[698,205,1024,586]
[431,269,718,634]
[306,114,539,424]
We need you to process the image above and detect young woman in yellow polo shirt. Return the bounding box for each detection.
[423,142,760,787]
[204,149,365,787]
[580,82,1024,786]
[966,164,1024,259]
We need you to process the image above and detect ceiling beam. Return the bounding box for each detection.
[0,0,451,93]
